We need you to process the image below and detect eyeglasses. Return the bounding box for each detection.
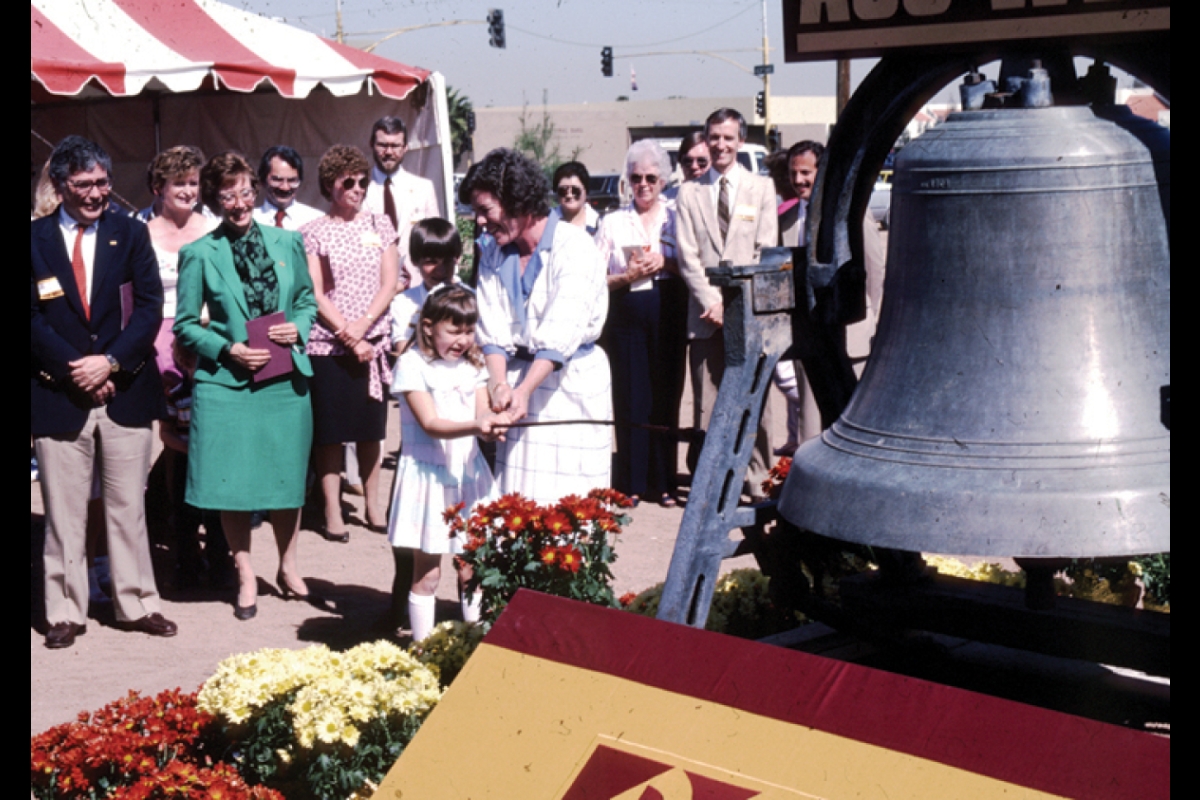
[630,173,659,185]
[340,176,370,191]
[267,176,301,186]
[66,178,111,193]
[556,185,583,200]
[680,157,710,168]
[217,188,256,206]
[374,143,406,151]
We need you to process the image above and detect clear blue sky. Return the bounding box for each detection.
[234,0,874,108]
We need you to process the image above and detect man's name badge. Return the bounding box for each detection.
[38,277,65,300]
[735,205,757,221]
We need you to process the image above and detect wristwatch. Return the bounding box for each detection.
[105,353,121,374]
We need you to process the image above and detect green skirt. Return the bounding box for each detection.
[186,373,313,511]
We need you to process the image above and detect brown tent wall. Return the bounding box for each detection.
[32,82,449,216]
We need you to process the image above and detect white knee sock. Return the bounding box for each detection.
[461,590,482,623]
[409,591,437,642]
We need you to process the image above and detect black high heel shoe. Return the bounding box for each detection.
[277,572,332,611]
[233,602,257,621]
[316,524,350,543]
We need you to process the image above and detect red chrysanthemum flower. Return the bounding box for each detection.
[557,546,583,573]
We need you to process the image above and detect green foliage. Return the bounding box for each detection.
[446,86,474,166]
[512,104,583,183]
[1138,553,1170,606]
[454,214,475,282]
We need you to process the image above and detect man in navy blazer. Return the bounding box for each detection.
[32,136,177,649]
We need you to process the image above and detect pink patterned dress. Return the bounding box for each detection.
[300,212,397,444]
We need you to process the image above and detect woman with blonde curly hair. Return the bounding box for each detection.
[300,145,400,542]
[143,146,216,376]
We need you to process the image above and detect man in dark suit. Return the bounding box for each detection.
[32,136,177,649]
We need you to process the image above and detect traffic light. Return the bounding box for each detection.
[601,46,613,77]
[755,90,765,117]
[466,111,477,134]
[487,9,505,49]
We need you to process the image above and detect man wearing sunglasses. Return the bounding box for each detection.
[363,116,440,291]
[675,108,778,500]
[32,136,176,649]
[253,145,322,231]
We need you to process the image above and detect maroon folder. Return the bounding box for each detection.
[245,311,294,383]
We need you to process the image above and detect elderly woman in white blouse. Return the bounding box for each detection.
[460,148,611,504]
[595,139,681,506]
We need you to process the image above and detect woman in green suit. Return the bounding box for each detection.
[174,152,318,620]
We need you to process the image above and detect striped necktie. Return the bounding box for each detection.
[717,176,731,244]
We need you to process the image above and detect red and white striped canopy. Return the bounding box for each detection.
[31,0,430,100]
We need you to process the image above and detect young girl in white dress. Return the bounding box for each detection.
[387,284,509,641]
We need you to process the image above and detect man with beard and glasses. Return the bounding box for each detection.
[363,116,440,292]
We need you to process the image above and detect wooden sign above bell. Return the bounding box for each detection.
[782,0,1171,62]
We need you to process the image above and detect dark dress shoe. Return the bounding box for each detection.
[233,603,258,621]
[119,612,178,637]
[45,621,86,649]
[277,572,333,611]
[317,524,350,543]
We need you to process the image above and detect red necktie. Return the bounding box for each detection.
[383,175,398,232]
[71,224,91,320]
[274,207,287,228]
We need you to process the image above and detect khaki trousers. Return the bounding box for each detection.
[36,407,160,625]
[687,333,773,499]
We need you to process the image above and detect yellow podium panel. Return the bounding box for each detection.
[377,591,1167,800]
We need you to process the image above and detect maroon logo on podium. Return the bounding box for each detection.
[559,744,762,799]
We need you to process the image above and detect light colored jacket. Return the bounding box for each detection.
[675,165,778,339]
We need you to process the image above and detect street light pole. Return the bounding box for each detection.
[760,0,771,140]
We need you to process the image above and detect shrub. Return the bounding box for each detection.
[450,488,633,623]
[198,641,441,799]
[622,568,806,639]
[409,620,487,688]
[30,688,280,800]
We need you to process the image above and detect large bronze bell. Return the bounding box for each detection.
[779,101,1170,558]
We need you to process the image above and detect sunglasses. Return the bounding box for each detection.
[680,157,710,168]
[340,176,370,191]
[556,185,583,200]
[630,173,659,185]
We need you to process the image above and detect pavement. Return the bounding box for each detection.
[31,389,775,736]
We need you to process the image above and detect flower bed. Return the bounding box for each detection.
[31,688,281,799]
[449,488,633,623]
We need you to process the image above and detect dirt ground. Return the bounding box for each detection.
[31,387,775,736]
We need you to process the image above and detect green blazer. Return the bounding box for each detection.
[174,223,317,388]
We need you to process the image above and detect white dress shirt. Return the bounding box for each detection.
[253,199,323,231]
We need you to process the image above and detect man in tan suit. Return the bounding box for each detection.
[676,108,778,498]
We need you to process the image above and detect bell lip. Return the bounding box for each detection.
[777,438,1171,560]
